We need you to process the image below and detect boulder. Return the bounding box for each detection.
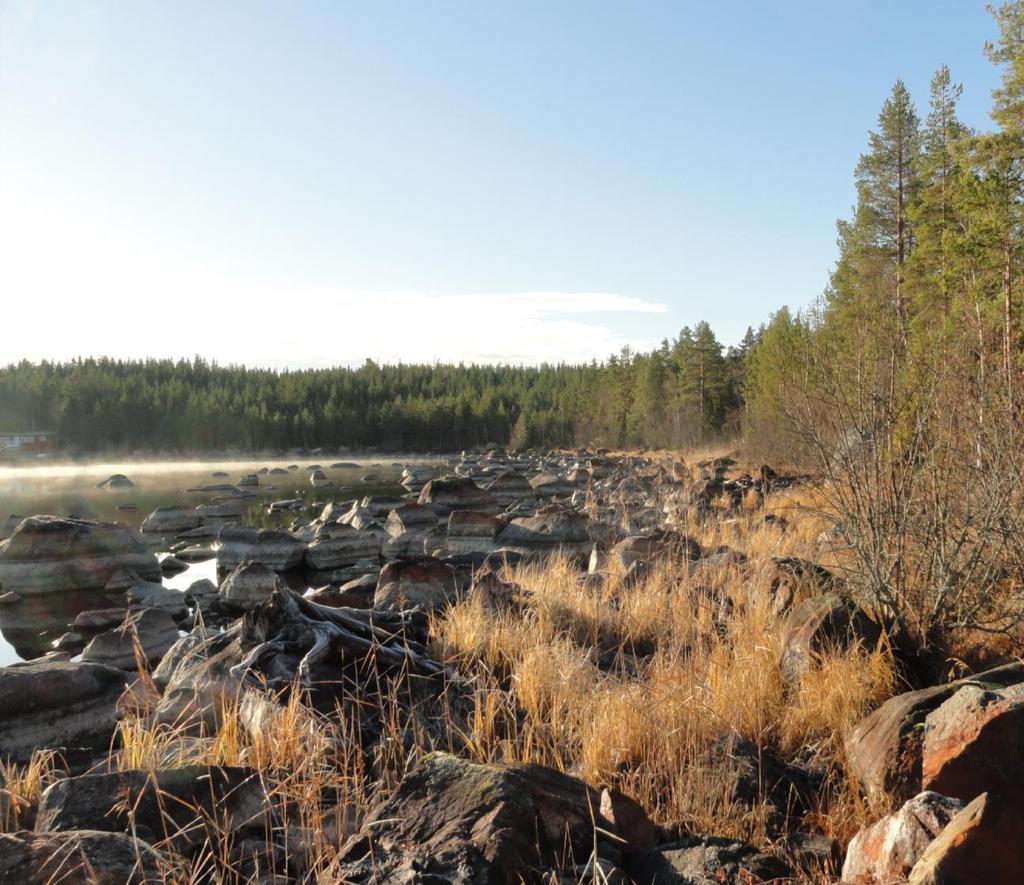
[304,523,381,571]
[446,510,501,554]
[494,504,590,556]
[333,753,613,884]
[908,791,1024,884]
[842,791,964,884]
[220,561,282,610]
[418,477,498,516]
[485,471,537,506]
[306,573,378,609]
[385,503,438,537]
[749,556,839,617]
[216,524,306,572]
[528,472,575,498]
[845,662,1024,801]
[151,626,244,726]
[0,658,125,763]
[81,608,180,670]
[374,557,457,612]
[778,592,880,688]
[159,554,189,577]
[175,545,217,564]
[0,830,168,884]
[73,608,128,633]
[626,837,789,885]
[96,474,134,490]
[36,765,272,852]
[140,504,203,534]
[125,581,188,619]
[0,516,161,596]
[920,682,1024,800]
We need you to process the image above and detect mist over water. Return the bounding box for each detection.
[0,455,434,665]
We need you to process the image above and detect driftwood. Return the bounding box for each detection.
[229,588,459,688]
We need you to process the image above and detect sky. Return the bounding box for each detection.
[0,1,1008,368]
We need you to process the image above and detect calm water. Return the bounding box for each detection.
[0,456,437,666]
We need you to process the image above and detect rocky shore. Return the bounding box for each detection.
[0,448,1019,883]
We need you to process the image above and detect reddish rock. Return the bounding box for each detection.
[845,662,1024,802]
[921,683,1024,801]
[841,791,964,884]
[908,791,1024,884]
[374,557,457,612]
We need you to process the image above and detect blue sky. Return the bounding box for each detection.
[0,1,1006,367]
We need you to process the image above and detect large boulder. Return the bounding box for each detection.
[920,682,1024,800]
[220,561,282,610]
[36,766,271,852]
[0,516,161,596]
[485,471,537,506]
[845,662,1024,801]
[332,752,616,884]
[0,658,126,763]
[374,558,457,612]
[841,791,964,884]
[528,472,575,498]
[778,592,880,688]
[419,477,498,516]
[908,791,1024,884]
[140,504,204,534]
[446,510,501,555]
[304,523,380,571]
[494,504,590,556]
[216,524,306,572]
[80,608,180,670]
[0,830,169,884]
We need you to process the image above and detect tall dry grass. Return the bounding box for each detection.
[76,479,892,881]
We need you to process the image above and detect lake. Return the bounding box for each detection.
[0,456,438,666]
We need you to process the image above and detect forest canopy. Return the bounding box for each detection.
[0,321,753,454]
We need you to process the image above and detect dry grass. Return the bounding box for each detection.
[52,461,896,881]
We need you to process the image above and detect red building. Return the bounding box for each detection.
[0,431,57,459]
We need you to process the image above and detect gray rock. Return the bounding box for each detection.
[81,608,180,670]
[0,658,126,763]
[0,516,161,596]
[220,561,282,610]
[0,830,169,884]
[140,505,204,534]
[36,766,272,853]
[216,524,306,572]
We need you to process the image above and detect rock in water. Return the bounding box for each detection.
[216,524,306,572]
[0,516,161,596]
[418,477,498,516]
[95,474,134,490]
[0,830,169,884]
[140,504,204,534]
[0,658,126,763]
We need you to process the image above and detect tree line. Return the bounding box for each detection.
[0,321,753,454]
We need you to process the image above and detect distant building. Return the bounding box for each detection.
[0,431,57,459]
